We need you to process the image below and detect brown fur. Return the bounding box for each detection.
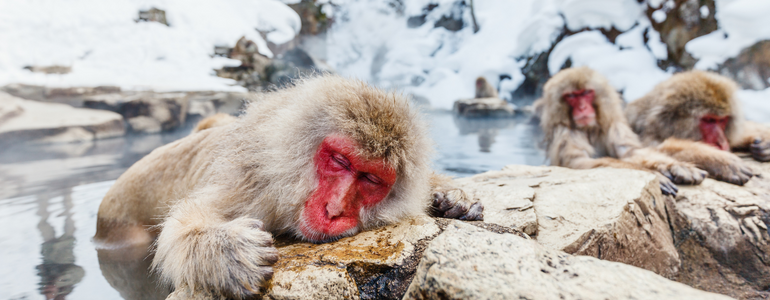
[192,113,237,133]
[625,71,758,185]
[94,75,481,298]
[534,67,706,189]
[475,77,498,98]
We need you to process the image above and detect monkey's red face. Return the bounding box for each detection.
[564,89,596,127]
[301,135,397,242]
[699,114,731,151]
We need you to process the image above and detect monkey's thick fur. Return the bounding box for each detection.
[475,76,498,98]
[94,75,478,298]
[625,70,762,184]
[535,67,706,191]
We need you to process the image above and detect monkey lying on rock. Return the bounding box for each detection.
[626,71,761,185]
[535,67,707,196]
[94,75,483,299]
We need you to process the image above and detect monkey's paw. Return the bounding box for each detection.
[431,188,484,221]
[704,152,755,186]
[154,217,279,298]
[657,163,707,185]
[657,174,678,197]
[751,138,770,162]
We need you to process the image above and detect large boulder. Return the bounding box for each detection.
[454,165,680,278]
[83,92,188,133]
[718,40,770,90]
[669,158,770,299]
[0,92,125,145]
[403,221,731,300]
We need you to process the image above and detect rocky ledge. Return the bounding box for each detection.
[170,161,770,300]
[0,92,125,145]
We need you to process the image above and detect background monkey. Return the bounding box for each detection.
[475,76,498,98]
[94,75,482,299]
[625,70,761,185]
[535,67,707,195]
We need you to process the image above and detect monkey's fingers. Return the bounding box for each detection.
[459,202,484,221]
[658,176,678,197]
[667,165,707,185]
[750,139,770,162]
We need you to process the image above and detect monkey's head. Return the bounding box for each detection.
[653,71,741,150]
[235,75,433,243]
[537,67,626,132]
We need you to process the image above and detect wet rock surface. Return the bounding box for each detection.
[0,92,125,145]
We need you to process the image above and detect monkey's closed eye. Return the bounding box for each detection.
[362,173,383,185]
[331,153,352,171]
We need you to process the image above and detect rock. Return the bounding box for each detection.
[646,0,717,69]
[718,40,770,90]
[137,7,169,26]
[403,221,732,300]
[454,165,680,278]
[288,0,332,35]
[0,92,125,145]
[453,97,516,118]
[668,159,770,299]
[0,92,24,124]
[2,84,121,107]
[83,92,188,133]
[23,65,71,74]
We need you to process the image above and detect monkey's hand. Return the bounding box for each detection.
[656,174,679,197]
[153,216,279,298]
[701,151,755,186]
[750,138,770,162]
[431,188,484,221]
[624,148,707,185]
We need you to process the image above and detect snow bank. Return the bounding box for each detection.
[0,0,300,91]
[687,0,770,69]
[327,0,657,109]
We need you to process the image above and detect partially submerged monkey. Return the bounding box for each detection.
[535,67,707,195]
[94,75,482,298]
[626,70,762,185]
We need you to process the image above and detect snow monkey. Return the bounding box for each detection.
[475,76,498,98]
[535,67,707,195]
[625,70,763,185]
[93,75,483,299]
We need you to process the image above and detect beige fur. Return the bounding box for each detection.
[475,77,498,98]
[192,113,237,133]
[94,75,481,298]
[625,71,759,185]
[534,67,706,189]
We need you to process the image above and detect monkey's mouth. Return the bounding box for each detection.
[574,115,596,127]
[298,220,359,243]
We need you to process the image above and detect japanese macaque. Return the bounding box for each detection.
[93,75,482,299]
[625,71,762,185]
[535,67,707,195]
[475,76,498,98]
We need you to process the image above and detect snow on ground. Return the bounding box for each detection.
[687,0,770,70]
[0,0,300,91]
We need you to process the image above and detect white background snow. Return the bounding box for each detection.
[0,0,769,119]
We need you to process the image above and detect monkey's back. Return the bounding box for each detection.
[94,125,226,241]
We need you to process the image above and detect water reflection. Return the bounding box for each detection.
[36,188,84,300]
[430,110,546,177]
[97,247,169,300]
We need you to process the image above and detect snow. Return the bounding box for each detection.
[0,0,300,92]
[687,0,770,70]
[738,88,770,122]
[327,0,655,109]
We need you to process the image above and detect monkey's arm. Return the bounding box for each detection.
[429,173,484,221]
[152,188,278,299]
[731,121,770,162]
[657,138,754,185]
[604,123,706,185]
